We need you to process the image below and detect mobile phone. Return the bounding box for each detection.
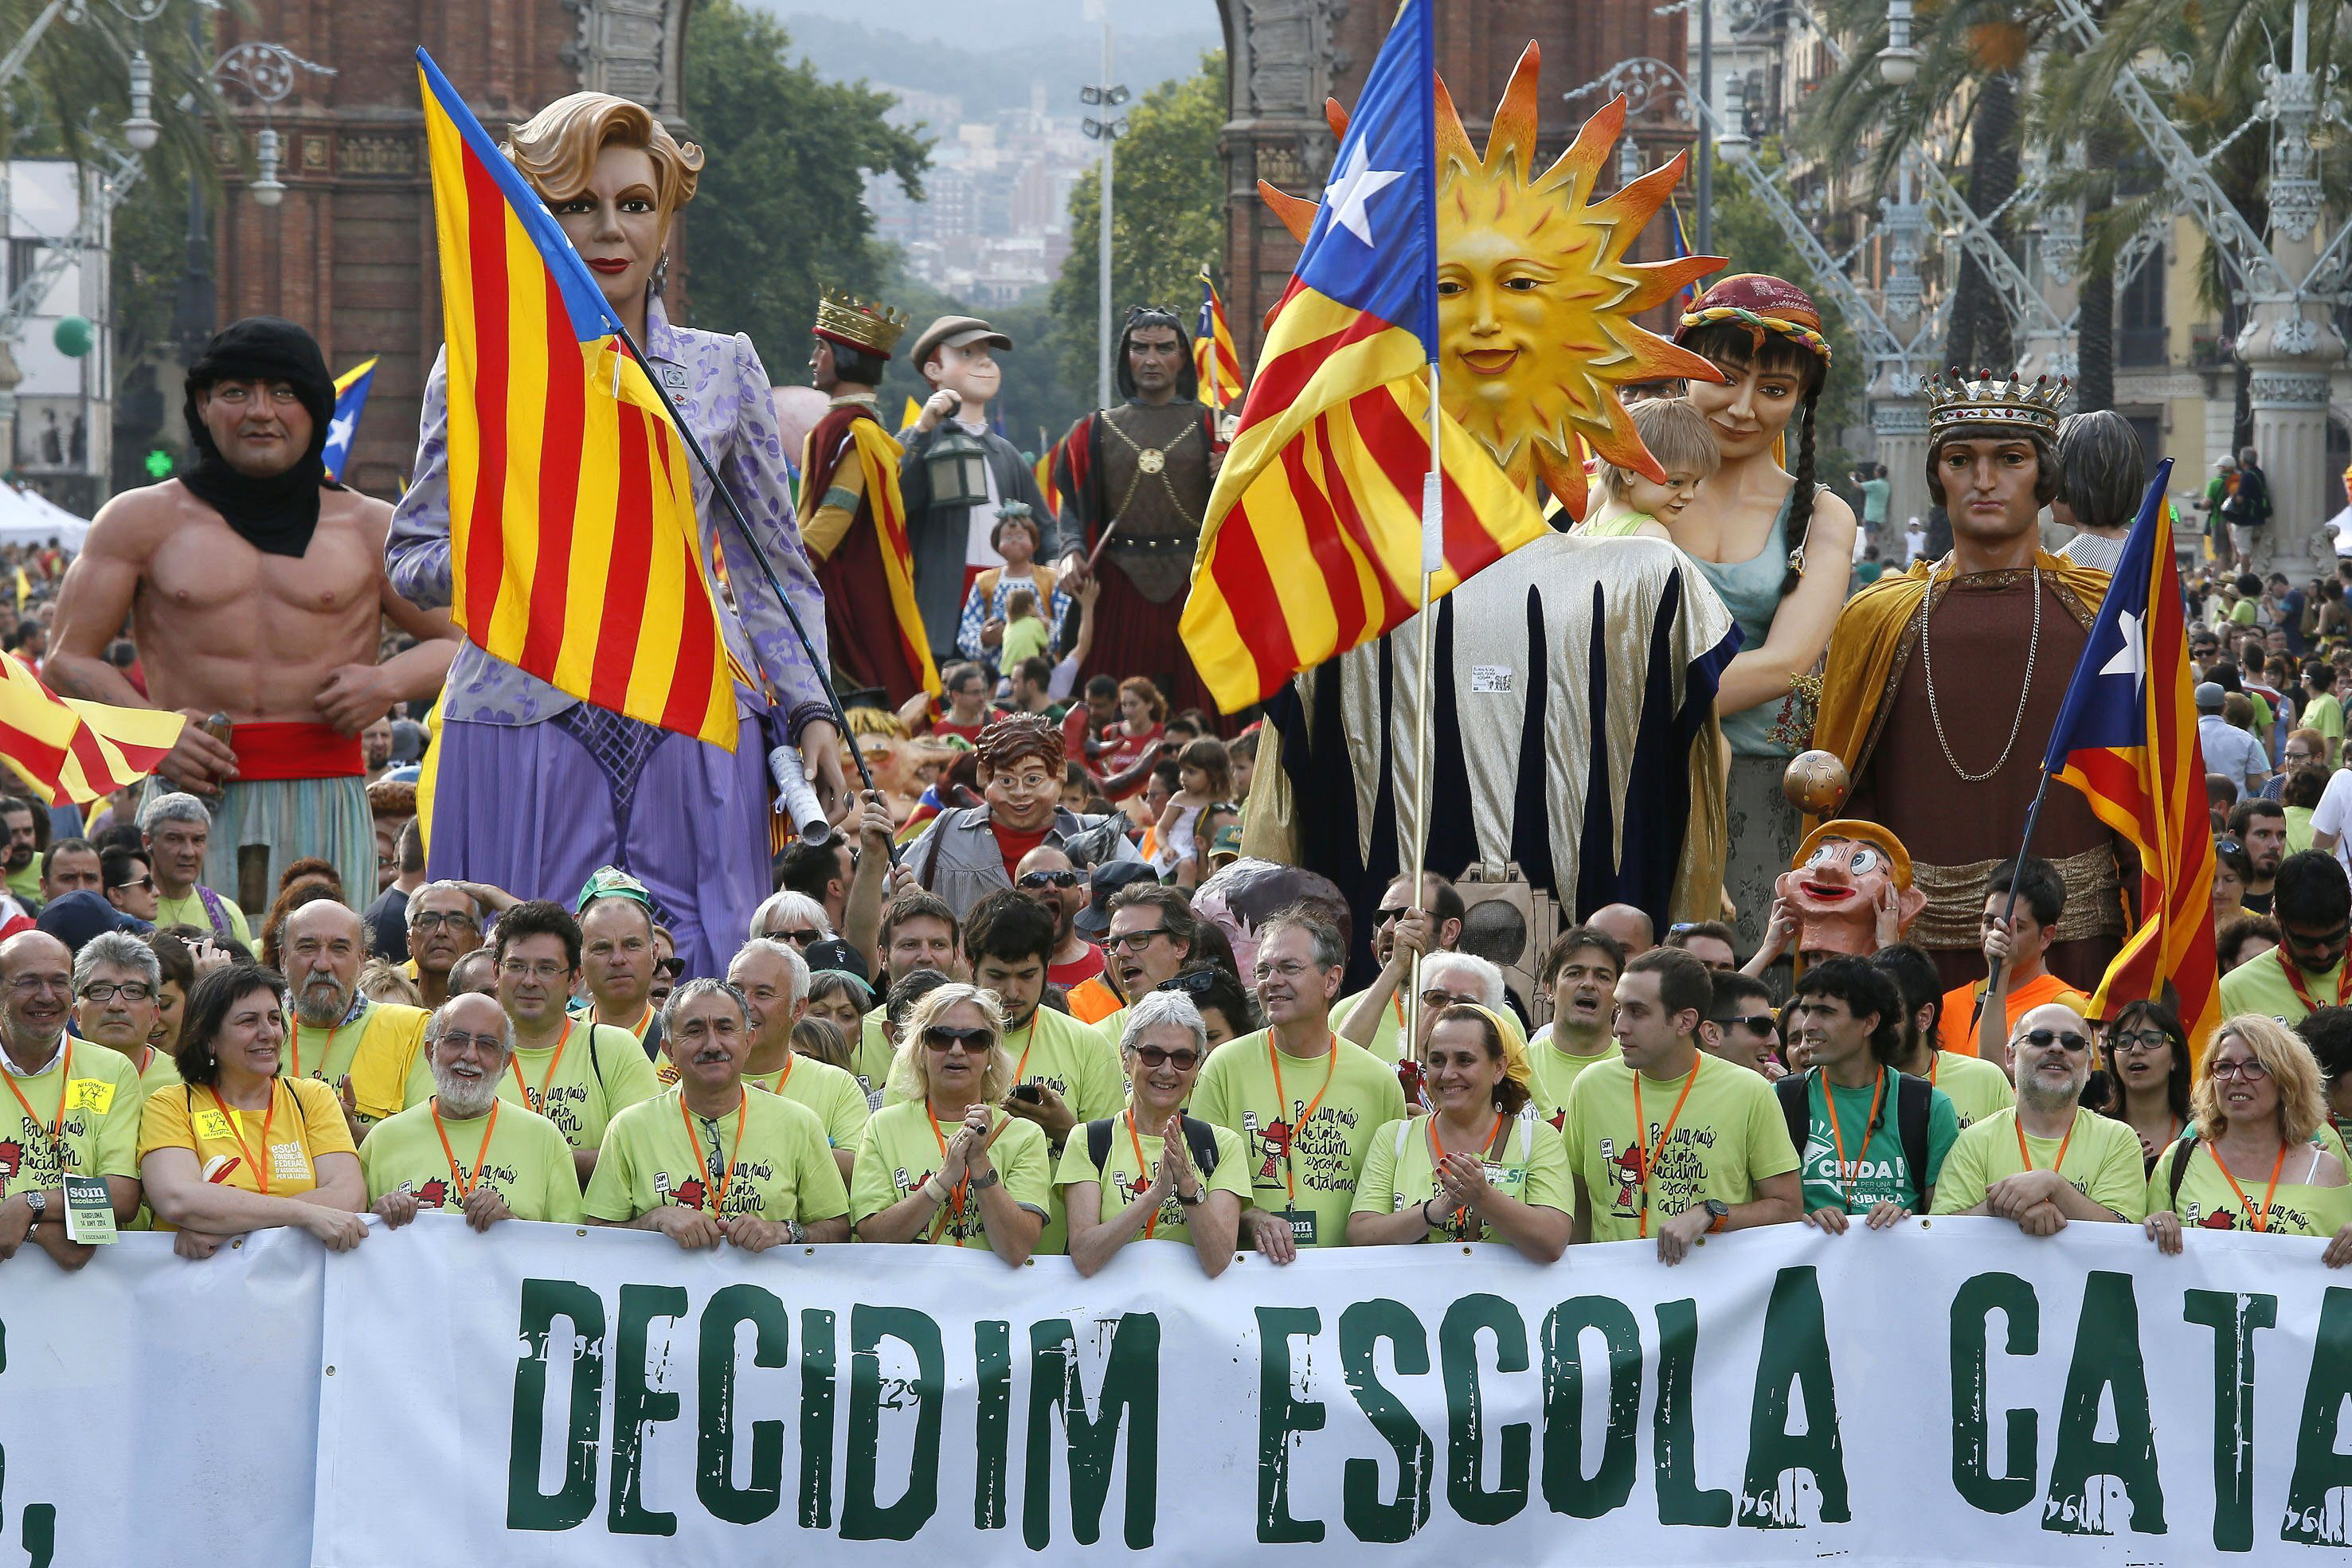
[1010,1084,1043,1105]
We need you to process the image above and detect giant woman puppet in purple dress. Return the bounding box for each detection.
[388,93,844,978]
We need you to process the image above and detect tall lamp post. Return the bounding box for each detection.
[1078,18,1128,413]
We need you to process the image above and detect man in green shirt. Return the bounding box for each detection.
[1785,956,1959,1231]
[1931,1002,2146,1226]
[2218,850,2350,1026]
[2304,662,2345,768]
[138,792,253,951]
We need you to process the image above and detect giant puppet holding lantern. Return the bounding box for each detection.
[1239,45,1742,968]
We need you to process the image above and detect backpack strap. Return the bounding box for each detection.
[1895,1073,1933,1204]
[1180,1114,1220,1177]
[1395,1119,1412,1161]
[193,883,236,944]
[2166,1131,2202,1213]
[1086,1116,1113,1179]
[1775,1071,1813,1159]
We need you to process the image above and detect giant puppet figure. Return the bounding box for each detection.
[388,93,841,980]
[1049,308,1223,718]
[1241,47,1740,950]
[1811,371,2129,991]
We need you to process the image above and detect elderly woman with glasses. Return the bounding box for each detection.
[2147,1015,2352,1253]
[850,982,1050,1261]
[2098,999,2193,1171]
[1059,991,1248,1277]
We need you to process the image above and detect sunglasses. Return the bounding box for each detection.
[1420,988,1475,1011]
[1016,870,1081,890]
[107,874,155,893]
[1132,1045,1202,1070]
[765,928,822,947]
[2017,1027,2092,1054]
[1156,970,1219,996]
[923,1025,995,1052]
[1711,1013,1776,1033]
[655,959,686,980]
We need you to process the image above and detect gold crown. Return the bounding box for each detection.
[813,289,909,357]
[1925,370,2070,437]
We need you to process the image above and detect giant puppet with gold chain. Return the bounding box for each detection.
[1811,370,2131,993]
[1239,45,1746,970]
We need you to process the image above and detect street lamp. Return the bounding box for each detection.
[205,41,336,211]
[249,127,284,207]
[121,49,160,151]
[1878,0,1923,84]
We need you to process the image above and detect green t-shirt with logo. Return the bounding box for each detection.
[1189,1030,1408,1248]
[1352,1109,1571,1241]
[0,1043,141,1199]
[358,1097,581,1223]
[1560,1053,1799,1244]
[1794,1069,1959,1214]
[582,1086,848,1225]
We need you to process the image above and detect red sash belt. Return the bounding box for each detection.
[231,721,365,781]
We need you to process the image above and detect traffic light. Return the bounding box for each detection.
[143,448,174,479]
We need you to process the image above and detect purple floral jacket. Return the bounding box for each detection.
[385,300,832,740]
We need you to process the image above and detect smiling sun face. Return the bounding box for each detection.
[1261,43,1723,518]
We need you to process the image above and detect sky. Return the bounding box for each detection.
[757,0,1222,55]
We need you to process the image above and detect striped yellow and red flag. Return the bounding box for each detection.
[1178,0,1546,712]
[1193,267,1244,409]
[0,655,182,805]
[1033,438,1063,521]
[843,418,941,701]
[417,50,738,749]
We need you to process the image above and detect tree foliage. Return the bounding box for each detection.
[681,0,929,385]
[1048,52,1227,402]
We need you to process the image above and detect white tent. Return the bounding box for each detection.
[0,484,85,549]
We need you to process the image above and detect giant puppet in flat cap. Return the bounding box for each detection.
[50,317,460,914]
[1812,371,2131,991]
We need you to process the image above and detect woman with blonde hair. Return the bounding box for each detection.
[387,91,842,983]
[848,983,1050,1261]
[2145,1015,2351,1250]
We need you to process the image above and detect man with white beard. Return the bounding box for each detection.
[276,899,430,1136]
[359,991,582,1228]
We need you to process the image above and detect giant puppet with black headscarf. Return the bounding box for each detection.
[1048,307,1226,721]
[49,317,460,913]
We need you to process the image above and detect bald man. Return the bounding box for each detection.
[276,899,430,1135]
[1930,1003,2147,1230]
[0,931,142,1267]
[1587,903,1655,959]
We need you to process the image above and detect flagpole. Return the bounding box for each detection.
[1403,0,1438,1087]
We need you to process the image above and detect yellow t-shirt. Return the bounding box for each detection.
[0,1042,142,1198]
[582,1086,849,1225]
[1094,1006,1129,1055]
[358,1097,583,1223]
[127,1043,182,1103]
[657,1050,871,1155]
[1352,1109,1572,1241]
[852,1006,894,1105]
[850,1101,1052,1250]
[284,1000,432,1124]
[2217,948,2349,1028]
[1188,1030,1410,1249]
[476,1020,665,1152]
[1928,1050,2016,1129]
[153,887,255,953]
[1054,1113,1249,1249]
[1929,1106,2148,1222]
[137,1075,355,1229]
[1526,1036,1623,1128]
[1560,1053,1800,1244]
[2149,1138,2352,1238]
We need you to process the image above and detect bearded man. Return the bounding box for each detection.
[1813,373,2128,991]
[48,319,459,911]
[276,898,430,1135]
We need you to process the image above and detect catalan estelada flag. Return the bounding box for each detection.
[0,654,181,806]
[321,358,377,483]
[1193,267,1243,409]
[417,49,738,749]
[2040,457,2219,1051]
[1178,0,1546,712]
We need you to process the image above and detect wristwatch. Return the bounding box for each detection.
[1175,1186,1205,1207]
[785,1218,808,1246]
[23,1191,44,1219]
[1703,1198,1730,1234]
[970,1170,1002,1191]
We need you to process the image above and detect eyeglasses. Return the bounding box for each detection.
[1420,989,1475,1011]
[2017,1027,2092,1054]
[499,959,569,982]
[2209,1058,2272,1081]
[1711,1013,1777,1034]
[2216,840,2242,855]
[1667,923,1703,936]
[1016,870,1081,890]
[1156,971,1220,997]
[1132,1044,1202,1070]
[77,981,153,1003]
[432,1030,507,1054]
[1105,928,1174,953]
[410,911,480,932]
[2111,1029,2175,1055]
[6,975,67,995]
[922,1025,995,1052]
[106,874,154,893]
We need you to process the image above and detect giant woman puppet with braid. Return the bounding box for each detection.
[1663,275,1857,952]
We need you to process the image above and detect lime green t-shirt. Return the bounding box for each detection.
[475,1020,664,1152]
[1055,1112,1250,1249]
[1333,987,1407,1063]
[882,1005,1125,1120]
[2305,690,2346,762]
[1188,1030,1409,1248]
[852,1006,894,1105]
[153,887,254,953]
[1794,1069,1960,1214]
[2149,1138,2352,1238]
[583,1086,848,1225]
[850,1101,1053,1250]
[1927,1050,2015,1129]
[1560,1053,1800,1244]
[1093,1006,1129,1055]
[1527,1035,1623,1128]
[658,1049,871,1156]
[358,1097,582,1223]
[1930,1106,2148,1221]
[0,1042,142,1198]
[2219,948,2343,1026]
[1352,1109,1572,1241]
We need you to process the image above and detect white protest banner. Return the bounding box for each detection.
[308,1214,2352,1566]
[0,1230,320,1568]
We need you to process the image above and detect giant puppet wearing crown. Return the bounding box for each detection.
[1810,370,2131,993]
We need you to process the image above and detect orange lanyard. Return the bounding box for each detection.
[627,1002,654,1041]
[1010,1018,1037,1085]
[2208,1141,2289,1233]
[205,1078,280,1195]
[927,1110,990,1241]
[1266,1035,1338,1207]
[285,1011,354,1083]
[1821,1067,1888,1207]
[2013,1111,2075,1177]
[1427,1111,1505,1237]
[0,1041,70,1174]
[679,1090,749,1215]
[430,1099,501,1202]
[1125,1109,1163,1239]
[510,1021,573,1114]
[1630,1058,1702,1238]
[2279,947,2352,1013]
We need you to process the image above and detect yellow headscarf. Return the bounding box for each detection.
[1444,1003,1532,1091]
